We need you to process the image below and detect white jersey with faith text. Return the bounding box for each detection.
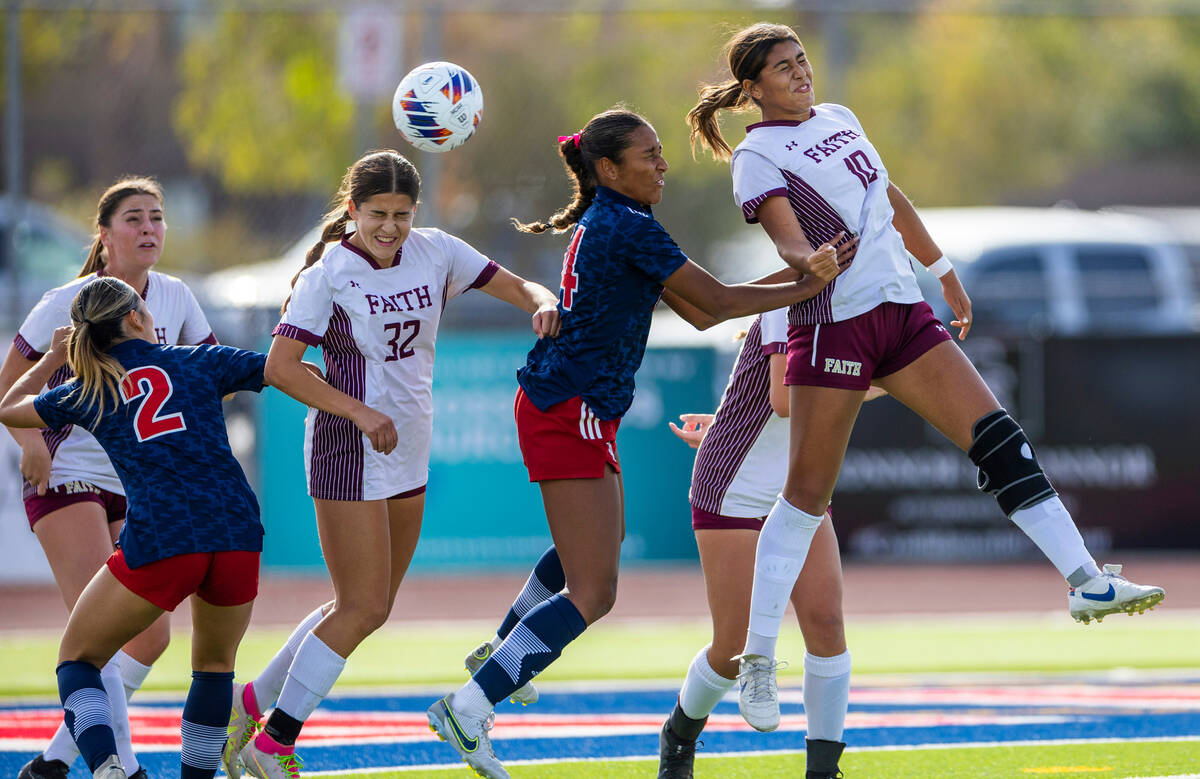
[14,270,216,496]
[275,230,497,501]
[731,103,924,326]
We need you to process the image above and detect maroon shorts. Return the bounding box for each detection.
[691,504,834,531]
[515,388,621,481]
[691,505,765,531]
[24,481,127,530]
[785,301,952,390]
[107,548,260,612]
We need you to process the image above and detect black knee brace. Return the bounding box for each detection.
[966,410,1056,515]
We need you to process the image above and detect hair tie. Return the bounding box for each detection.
[557,133,581,149]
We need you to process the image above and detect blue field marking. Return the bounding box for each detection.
[3,671,1198,775]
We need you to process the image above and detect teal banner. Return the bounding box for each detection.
[255,335,716,572]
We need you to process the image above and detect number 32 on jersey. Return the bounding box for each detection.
[120,365,187,442]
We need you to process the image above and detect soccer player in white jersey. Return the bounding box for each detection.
[226,151,561,779]
[1,176,217,779]
[658,306,858,779]
[686,23,1165,773]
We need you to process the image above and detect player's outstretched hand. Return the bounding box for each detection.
[532,303,561,339]
[940,273,973,340]
[668,413,715,449]
[355,407,398,454]
[806,242,840,282]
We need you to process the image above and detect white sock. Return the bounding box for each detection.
[450,680,494,739]
[745,497,824,659]
[254,605,326,713]
[1010,497,1099,582]
[42,721,80,766]
[489,634,503,652]
[101,659,139,773]
[115,650,152,701]
[803,650,851,742]
[275,633,346,723]
[678,646,735,720]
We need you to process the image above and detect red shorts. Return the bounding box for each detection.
[786,301,952,390]
[24,481,127,530]
[107,548,260,612]
[514,388,621,481]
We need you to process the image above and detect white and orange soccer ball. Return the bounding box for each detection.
[391,61,483,153]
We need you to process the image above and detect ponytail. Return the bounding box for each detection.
[65,277,142,415]
[512,136,597,234]
[513,108,650,235]
[687,81,752,162]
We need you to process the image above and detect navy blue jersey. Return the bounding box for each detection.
[34,340,267,568]
[517,186,688,419]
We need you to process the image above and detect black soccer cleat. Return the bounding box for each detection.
[18,755,70,779]
[658,720,703,779]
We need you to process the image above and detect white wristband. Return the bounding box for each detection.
[925,256,953,278]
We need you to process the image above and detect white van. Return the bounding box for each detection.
[915,206,1196,337]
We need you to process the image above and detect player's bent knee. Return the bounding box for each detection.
[796,608,846,652]
[967,410,1056,516]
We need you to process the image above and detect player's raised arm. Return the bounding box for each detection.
[0,326,71,429]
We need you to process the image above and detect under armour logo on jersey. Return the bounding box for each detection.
[349,280,360,288]
[785,141,798,151]
[935,323,947,334]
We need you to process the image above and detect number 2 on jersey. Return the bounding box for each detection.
[559,225,585,311]
[120,366,187,442]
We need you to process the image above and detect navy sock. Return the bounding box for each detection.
[57,660,116,772]
[475,593,586,704]
[181,671,234,779]
[497,546,565,639]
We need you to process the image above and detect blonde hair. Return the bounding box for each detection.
[66,277,142,414]
[686,23,803,161]
[80,177,165,277]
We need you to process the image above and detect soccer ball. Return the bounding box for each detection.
[391,61,483,153]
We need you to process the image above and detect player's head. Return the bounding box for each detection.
[81,176,166,278]
[67,276,155,413]
[687,23,806,161]
[514,108,659,234]
[283,150,421,313]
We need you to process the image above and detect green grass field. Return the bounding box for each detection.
[4,612,1197,777]
[2,610,1197,696]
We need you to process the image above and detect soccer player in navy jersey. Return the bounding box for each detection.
[425,108,858,779]
[0,277,277,779]
[684,22,1165,771]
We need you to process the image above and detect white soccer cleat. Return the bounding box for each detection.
[736,654,786,732]
[224,682,263,779]
[464,641,538,706]
[1069,563,1165,624]
[427,695,509,779]
[91,755,126,779]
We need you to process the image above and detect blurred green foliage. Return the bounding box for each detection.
[4,6,1199,275]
